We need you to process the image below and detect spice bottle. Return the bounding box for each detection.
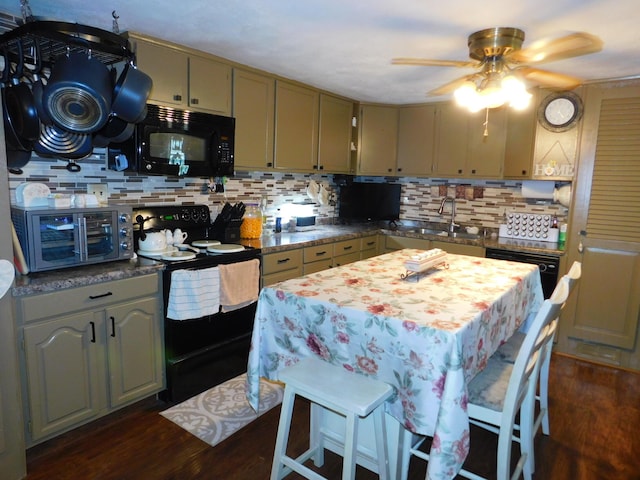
[240,204,263,238]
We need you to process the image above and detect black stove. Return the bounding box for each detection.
[132,204,261,404]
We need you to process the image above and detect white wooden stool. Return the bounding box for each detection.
[270,357,394,480]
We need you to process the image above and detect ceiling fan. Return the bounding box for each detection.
[392,27,603,110]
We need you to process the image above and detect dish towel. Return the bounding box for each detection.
[219,259,260,312]
[167,267,220,320]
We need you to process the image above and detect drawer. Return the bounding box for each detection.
[333,238,360,257]
[360,235,379,252]
[263,267,303,286]
[262,249,303,275]
[17,274,160,323]
[333,251,361,268]
[303,258,333,275]
[304,244,333,264]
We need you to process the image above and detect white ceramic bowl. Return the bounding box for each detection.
[466,226,480,235]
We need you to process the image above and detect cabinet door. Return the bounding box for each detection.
[274,81,319,171]
[318,94,353,173]
[23,312,104,441]
[397,104,435,177]
[135,39,188,107]
[106,297,163,407]
[233,69,275,169]
[358,105,398,175]
[189,55,232,115]
[504,102,536,178]
[433,104,468,177]
[466,108,506,177]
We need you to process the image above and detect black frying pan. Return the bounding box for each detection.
[2,42,40,146]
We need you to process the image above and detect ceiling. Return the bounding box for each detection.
[4,0,640,104]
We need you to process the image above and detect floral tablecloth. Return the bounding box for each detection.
[247,249,543,480]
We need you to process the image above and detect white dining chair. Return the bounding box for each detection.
[400,274,571,480]
[493,261,581,473]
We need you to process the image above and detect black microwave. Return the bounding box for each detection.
[108,104,235,177]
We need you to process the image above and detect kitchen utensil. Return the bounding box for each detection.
[207,244,245,254]
[93,114,135,147]
[191,239,221,248]
[138,231,168,252]
[319,184,330,205]
[2,42,40,145]
[6,146,31,173]
[306,180,319,202]
[110,62,153,123]
[33,122,93,159]
[43,48,112,133]
[161,250,196,261]
[177,244,201,254]
[172,228,188,245]
[11,223,29,275]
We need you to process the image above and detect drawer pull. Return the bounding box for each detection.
[277,258,291,264]
[343,246,353,251]
[89,321,96,343]
[366,242,375,247]
[89,292,113,300]
[315,251,327,256]
[110,316,116,337]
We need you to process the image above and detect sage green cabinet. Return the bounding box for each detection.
[431,240,485,257]
[384,235,431,253]
[274,81,319,171]
[262,249,304,286]
[358,104,398,175]
[133,35,232,115]
[318,94,354,173]
[232,68,275,170]
[397,104,436,177]
[433,103,468,177]
[17,274,163,445]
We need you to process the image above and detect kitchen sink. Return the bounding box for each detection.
[406,227,481,240]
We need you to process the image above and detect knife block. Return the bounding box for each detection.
[211,217,243,242]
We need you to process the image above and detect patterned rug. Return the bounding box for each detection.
[160,373,284,448]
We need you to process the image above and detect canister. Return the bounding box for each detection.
[240,204,263,238]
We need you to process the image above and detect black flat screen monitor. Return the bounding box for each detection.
[339,182,401,221]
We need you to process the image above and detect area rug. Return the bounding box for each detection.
[160,373,284,448]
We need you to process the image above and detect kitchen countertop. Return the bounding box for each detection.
[12,223,563,297]
[11,256,164,297]
[242,223,566,256]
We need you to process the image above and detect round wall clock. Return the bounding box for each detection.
[538,91,583,132]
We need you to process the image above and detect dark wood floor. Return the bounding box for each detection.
[25,354,640,480]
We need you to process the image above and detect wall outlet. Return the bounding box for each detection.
[87,184,108,205]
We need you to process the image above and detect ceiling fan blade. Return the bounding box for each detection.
[508,32,603,65]
[392,57,478,68]
[514,66,583,89]
[428,74,477,97]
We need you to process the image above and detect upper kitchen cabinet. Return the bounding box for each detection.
[503,97,537,179]
[396,104,436,177]
[432,103,468,177]
[274,80,319,172]
[131,34,232,116]
[530,88,584,180]
[358,104,398,175]
[317,94,354,174]
[232,68,275,170]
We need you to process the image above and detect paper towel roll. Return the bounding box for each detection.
[521,180,555,199]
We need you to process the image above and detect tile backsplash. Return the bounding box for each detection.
[7,150,570,229]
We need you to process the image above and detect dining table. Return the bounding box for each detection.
[247,248,544,480]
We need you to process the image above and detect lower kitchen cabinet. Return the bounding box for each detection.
[384,235,431,252]
[431,240,485,257]
[360,235,380,259]
[16,274,163,445]
[262,249,303,286]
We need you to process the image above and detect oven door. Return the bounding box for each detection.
[28,211,122,271]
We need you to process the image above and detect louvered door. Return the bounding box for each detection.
[559,82,640,369]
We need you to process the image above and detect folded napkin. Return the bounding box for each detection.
[167,267,220,320]
[219,259,260,312]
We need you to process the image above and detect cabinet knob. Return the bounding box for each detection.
[173,94,182,101]
[522,170,527,175]
[267,162,273,167]
[312,165,318,170]
[397,168,402,172]
[388,168,393,172]
[471,169,476,174]
[191,98,199,105]
[458,169,463,174]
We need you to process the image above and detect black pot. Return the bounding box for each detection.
[43,51,112,133]
[6,146,31,172]
[111,63,152,123]
[93,115,135,147]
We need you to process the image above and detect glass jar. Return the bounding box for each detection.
[240,204,263,238]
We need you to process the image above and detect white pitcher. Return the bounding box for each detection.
[173,228,188,245]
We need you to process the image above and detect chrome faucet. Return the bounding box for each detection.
[438,197,458,233]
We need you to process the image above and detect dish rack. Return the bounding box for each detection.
[401,249,448,281]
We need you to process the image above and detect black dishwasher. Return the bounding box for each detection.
[485,248,560,299]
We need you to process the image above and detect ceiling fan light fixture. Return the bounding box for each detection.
[454,73,531,112]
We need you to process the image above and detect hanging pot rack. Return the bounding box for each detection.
[0,20,135,69]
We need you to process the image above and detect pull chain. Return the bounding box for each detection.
[483,108,490,137]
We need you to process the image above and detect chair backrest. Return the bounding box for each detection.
[544,261,582,346]
[501,278,570,423]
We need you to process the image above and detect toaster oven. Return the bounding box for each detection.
[11,205,134,272]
